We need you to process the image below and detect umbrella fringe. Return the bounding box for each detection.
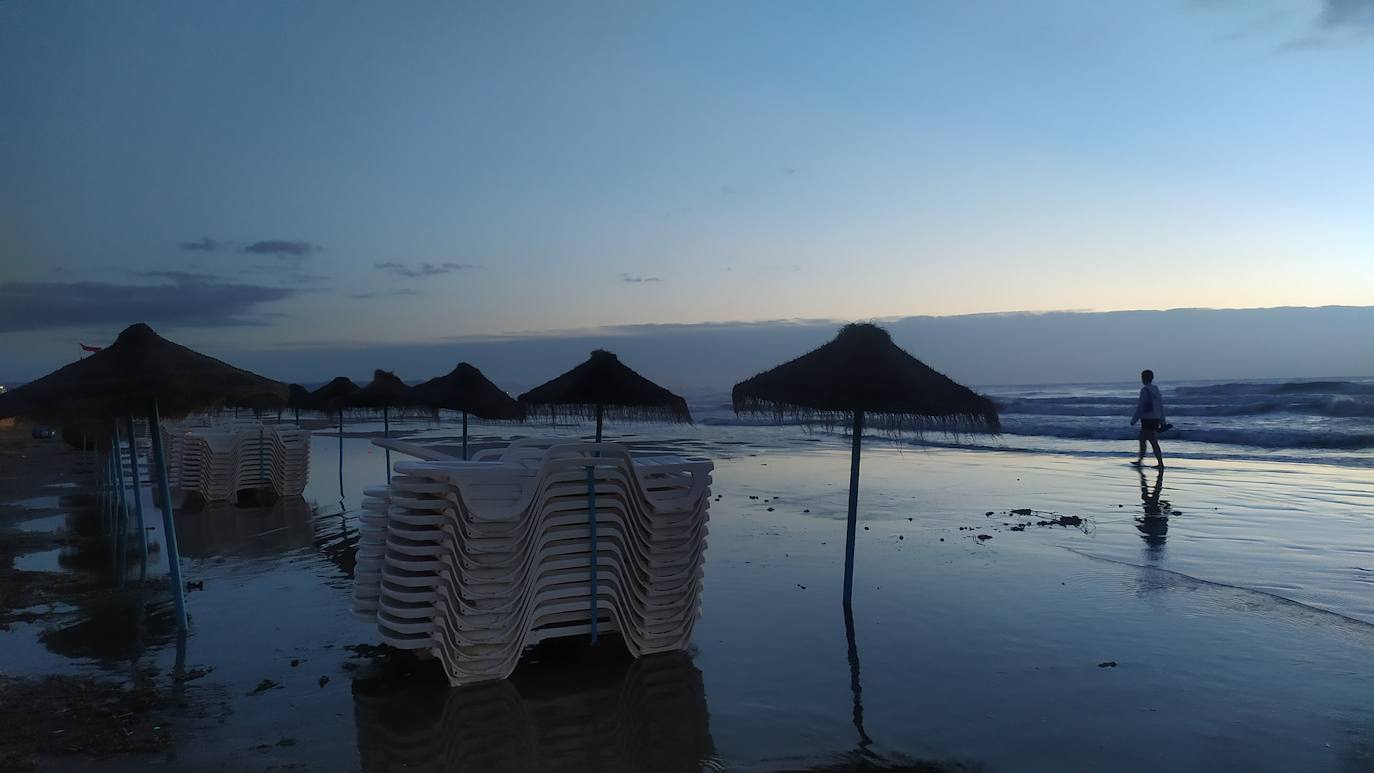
[731,394,999,436]
[521,401,692,425]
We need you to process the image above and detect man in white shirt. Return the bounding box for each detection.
[1129,369,1166,468]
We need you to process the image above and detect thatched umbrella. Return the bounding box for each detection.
[733,323,998,607]
[307,377,362,499]
[410,362,524,460]
[287,383,311,426]
[0,322,289,630]
[519,350,691,441]
[519,350,692,644]
[342,370,413,483]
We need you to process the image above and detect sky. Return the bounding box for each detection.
[2,1,1373,387]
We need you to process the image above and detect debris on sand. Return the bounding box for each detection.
[1099,661,1118,668]
[976,534,993,541]
[318,676,330,687]
[248,679,281,696]
[1037,515,1083,527]
[1010,508,1033,516]
[0,675,174,767]
[174,666,213,683]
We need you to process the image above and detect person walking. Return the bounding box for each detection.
[1130,369,1167,468]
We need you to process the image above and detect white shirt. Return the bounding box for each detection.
[1132,384,1165,422]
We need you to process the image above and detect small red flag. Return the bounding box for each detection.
[80,343,102,353]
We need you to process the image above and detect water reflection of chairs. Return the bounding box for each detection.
[352,649,713,773]
[173,496,315,558]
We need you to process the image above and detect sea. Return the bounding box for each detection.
[690,376,1374,469]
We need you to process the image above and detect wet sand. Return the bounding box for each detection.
[1,418,1372,771]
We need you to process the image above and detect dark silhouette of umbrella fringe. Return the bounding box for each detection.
[732,323,998,435]
[519,349,691,428]
[518,350,692,646]
[733,323,998,608]
[410,362,524,461]
[306,376,362,414]
[0,323,287,424]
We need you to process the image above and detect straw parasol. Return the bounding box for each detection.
[306,377,362,498]
[287,383,311,426]
[519,350,691,441]
[519,350,692,645]
[0,323,287,423]
[733,323,998,607]
[0,322,290,631]
[342,370,414,482]
[411,362,525,460]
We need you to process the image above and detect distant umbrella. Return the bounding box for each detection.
[0,322,290,632]
[342,370,414,483]
[519,350,692,645]
[287,383,311,426]
[410,362,524,460]
[519,349,691,441]
[307,377,362,414]
[733,323,998,607]
[307,377,362,499]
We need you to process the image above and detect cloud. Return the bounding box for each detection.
[241,240,321,258]
[349,288,420,300]
[1321,0,1374,29]
[179,237,221,252]
[0,276,296,332]
[618,274,663,284]
[373,261,480,277]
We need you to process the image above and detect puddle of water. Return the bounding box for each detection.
[13,548,63,572]
[13,513,69,533]
[10,495,63,511]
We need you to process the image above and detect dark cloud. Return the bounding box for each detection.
[0,276,295,332]
[373,261,480,277]
[1321,0,1374,29]
[241,240,321,258]
[179,236,221,252]
[618,274,663,284]
[349,288,420,300]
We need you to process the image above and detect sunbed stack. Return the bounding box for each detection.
[162,422,312,501]
[354,439,712,685]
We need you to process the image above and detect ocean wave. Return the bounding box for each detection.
[997,419,1374,450]
[1172,380,1374,397]
[995,396,1374,419]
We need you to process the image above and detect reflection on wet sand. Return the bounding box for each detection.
[174,496,316,559]
[353,646,714,773]
[1135,468,1169,552]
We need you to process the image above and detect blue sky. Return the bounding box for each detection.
[2,1,1372,384]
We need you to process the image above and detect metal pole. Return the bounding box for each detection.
[148,399,189,632]
[338,412,345,501]
[843,409,864,608]
[595,404,603,444]
[461,411,468,461]
[383,407,391,484]
[113,426,129,585]
[124,415,148,580]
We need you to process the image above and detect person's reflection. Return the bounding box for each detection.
[1135,467,1169,552]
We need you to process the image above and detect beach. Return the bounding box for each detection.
[1,412,1372,772]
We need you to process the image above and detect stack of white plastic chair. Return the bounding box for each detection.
[354,439,711,686]
[163,422,312,501]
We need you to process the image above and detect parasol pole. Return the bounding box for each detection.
[383,406,391,483]
[587,402,604,644]
[124,415,149,581]
[338,411,345,500]
[148,399,189,632]
[113,425,129,584]
[843,409,864,608]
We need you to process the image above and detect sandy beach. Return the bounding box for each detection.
[1,415,1372,772]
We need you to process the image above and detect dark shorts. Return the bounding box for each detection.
[1140,419,1162,432]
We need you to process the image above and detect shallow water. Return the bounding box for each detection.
[6,418,1374,772]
